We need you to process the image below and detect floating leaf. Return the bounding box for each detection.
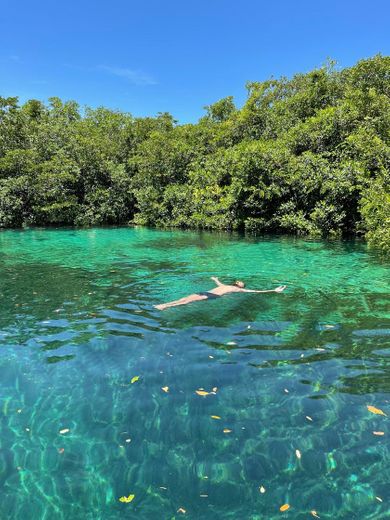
[284,388,289,393]
[58,448,65,454]
[295,449,301,459]
[280,504,290,512]
[177,507,186,513]
[196,390,210,396]
[211,415,221,420]
[212,387,218,393]
[59,428,70,435]
[306,416,313,422]
[373,431,385,436]
[130,376,140,384]
[223,428,232,433]
[119,494,135,503]
[161,386,169,393]
[259,485,266,493]
[311,511,320,518]
[367,405,386,416]
[376,496,383,502]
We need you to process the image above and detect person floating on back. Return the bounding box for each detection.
[154,277,287,310]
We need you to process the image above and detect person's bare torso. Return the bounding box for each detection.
[207,284,243,296]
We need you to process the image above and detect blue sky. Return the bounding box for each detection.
[1,0,389,123]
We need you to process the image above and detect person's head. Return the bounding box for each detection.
[234,280,245,288]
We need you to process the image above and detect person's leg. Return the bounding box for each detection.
[154,293,207,310]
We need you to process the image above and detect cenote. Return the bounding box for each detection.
[0,227,389,519]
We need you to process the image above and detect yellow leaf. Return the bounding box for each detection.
[130,376,140,384]
[196,390,210,396]
[310,511,320,518]
[119,494,135,503]
[211,415,221,420]
[367,405,387,416]
[161,386,169,393]
[373,431,385,436]
[223,428,232,433]
[280,504,290,512]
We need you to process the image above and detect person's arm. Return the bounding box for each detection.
[242,285,287,293]
[210,276,224,286]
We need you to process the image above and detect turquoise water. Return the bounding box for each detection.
[0,227,389,519]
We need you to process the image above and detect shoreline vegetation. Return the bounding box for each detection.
[0,55,389,253]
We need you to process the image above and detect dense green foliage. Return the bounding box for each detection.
[1,55,389,251]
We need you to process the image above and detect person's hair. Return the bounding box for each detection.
[234,280,245,288]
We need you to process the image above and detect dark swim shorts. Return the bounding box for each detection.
[197,292,220,299]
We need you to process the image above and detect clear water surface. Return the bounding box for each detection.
[0,227,389,520]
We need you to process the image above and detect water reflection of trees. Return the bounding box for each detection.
[1,258,388,393]
[256,289,390,395]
